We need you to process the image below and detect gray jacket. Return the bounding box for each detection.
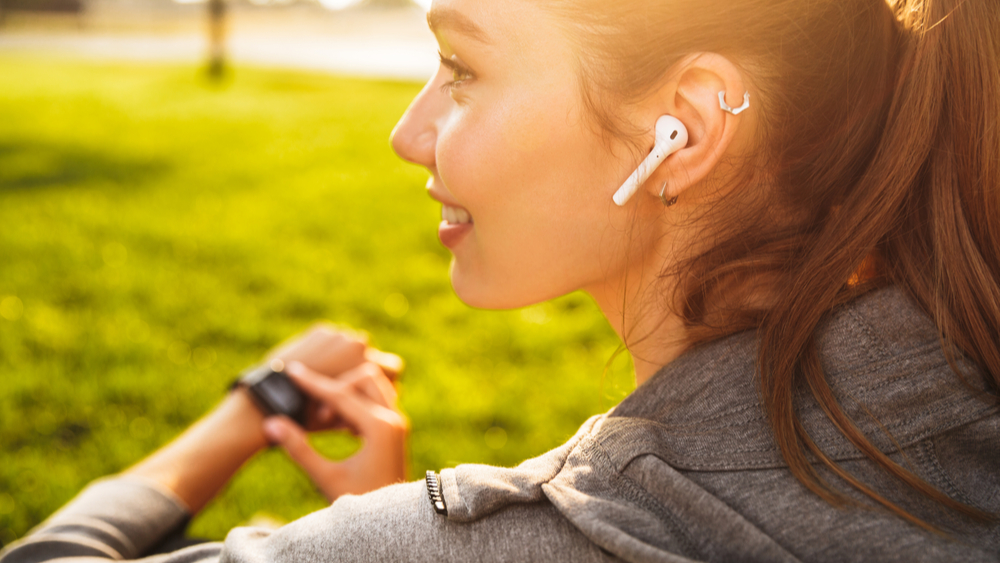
[2,287,998,562]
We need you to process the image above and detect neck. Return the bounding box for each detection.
[587,262,688,387]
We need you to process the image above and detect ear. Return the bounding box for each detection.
[641,53,748,204]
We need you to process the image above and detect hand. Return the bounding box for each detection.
[264,324,404,431]
[124,325,403,514]
[262,361,408,501]
[266,323,403,380]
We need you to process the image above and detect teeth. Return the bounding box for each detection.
[442,204,473,225]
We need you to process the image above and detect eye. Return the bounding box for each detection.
[438,52,475,91]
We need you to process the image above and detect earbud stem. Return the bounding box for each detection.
[613,152,663,206]
[612,116,688,207]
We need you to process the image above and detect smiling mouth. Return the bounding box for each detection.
[441,204,473,225]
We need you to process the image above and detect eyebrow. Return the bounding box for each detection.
[427,7,490,43]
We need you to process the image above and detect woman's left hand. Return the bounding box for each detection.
[261,360,408,501]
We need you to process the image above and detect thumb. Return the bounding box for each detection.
[262,416,337,485]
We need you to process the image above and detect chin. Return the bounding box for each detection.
[449,262,504,309]
[449,260,561,311]
[448,261,521,310]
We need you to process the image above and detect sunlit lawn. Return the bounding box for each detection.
[0,55,633,545]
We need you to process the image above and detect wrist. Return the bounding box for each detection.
[124,386,271,514]
[218,386,271,452]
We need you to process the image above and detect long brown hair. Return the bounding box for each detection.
[549,0,1000,529]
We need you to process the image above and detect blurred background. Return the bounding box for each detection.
[0,0,634,548]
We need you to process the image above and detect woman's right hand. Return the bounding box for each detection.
[261,361,409,501]
[266,323,404,383]
[264,323,404,432]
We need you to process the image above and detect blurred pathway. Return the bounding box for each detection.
[0,6,439,81]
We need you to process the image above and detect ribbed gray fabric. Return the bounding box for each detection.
[2,287,998,562]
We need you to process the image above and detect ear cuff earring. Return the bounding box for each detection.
[719,91,750,115]
[659,182,678,207]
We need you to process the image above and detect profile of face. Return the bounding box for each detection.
[391,0,749,330]
[391,0,655,310]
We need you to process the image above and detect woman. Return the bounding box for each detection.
[2,0,998,560]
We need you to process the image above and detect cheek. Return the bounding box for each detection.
[439,89,593,213]
[436,92,622,306]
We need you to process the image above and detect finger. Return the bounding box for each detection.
[338,364,396,409]
[262,416,339,485]
[316,403,335,425]
[312,335,368,377]
[270,324,368,376]
[366,368,398,408]
[286,362,404,438]
[364,348,404,380]
[285,360,345,399]
[307,373,401,437]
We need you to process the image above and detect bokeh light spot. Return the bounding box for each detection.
[484,426,508,450]
[193,347,218,370]
[130,417,154,439]
[18,471,38,493]
[35,411,57,436]
[0,296,24,321]
[383,293,410,319]
[168,341,192,365]
[0,493,15,515]
[107,408,127,429]
[520,303,553,325]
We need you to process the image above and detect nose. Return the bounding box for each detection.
[390,70,450,169]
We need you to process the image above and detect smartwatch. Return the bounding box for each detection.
[232,359,309,426]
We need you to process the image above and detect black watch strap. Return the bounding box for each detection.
[232,359,309,426]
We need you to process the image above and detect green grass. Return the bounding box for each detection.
[0,55,634,545]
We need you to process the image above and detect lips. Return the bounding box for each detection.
[438,220,473,248]
[428,184,474,249]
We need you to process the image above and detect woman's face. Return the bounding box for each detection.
[392,0,651,309]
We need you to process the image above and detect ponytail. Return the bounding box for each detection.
[888,0,1000,387]
[758,0,1000,530]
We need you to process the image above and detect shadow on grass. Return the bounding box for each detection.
[0,140,172,191]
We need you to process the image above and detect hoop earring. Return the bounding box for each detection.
[719,91,750,115]
[659,182,678,207]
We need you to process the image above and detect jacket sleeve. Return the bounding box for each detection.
[0,476,195,563]
[1,476,619,563]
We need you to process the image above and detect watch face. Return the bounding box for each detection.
[257,371,307,420]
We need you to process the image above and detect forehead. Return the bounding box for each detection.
[427,3,490,43]
[427,0,584,128]
[427,0,553,52]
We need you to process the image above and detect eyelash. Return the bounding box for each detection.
[438,52,474,92]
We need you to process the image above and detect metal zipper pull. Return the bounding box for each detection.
[425,470,448,516]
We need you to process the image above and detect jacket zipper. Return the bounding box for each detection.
[425,470,448,516]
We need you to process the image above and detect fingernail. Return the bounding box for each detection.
[263,418,286,442]
[285,361,304,376]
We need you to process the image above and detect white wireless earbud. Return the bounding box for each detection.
[612,116,688,206]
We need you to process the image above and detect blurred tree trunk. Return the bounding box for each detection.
[207,0,227,80]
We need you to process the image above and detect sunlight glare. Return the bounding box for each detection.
[318,0,365,9]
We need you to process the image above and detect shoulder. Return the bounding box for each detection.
[609,286,998,470]
[222,477,619,563]
[573,286,1000,560]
